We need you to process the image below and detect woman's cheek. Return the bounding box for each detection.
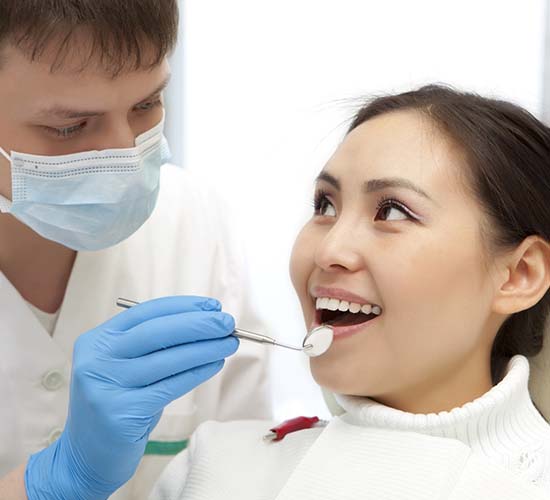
[289,239,303,294]
[289,225,313,291]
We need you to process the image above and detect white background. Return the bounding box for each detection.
[164,0,548,420]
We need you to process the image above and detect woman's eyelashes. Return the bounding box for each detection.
[312,190,418,222]
[374,195,418,222]
[313,189,336,217]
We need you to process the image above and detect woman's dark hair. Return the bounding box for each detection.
[348,84,550,384]
[0,0,179,76]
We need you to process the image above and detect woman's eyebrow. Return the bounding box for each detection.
[365,177,436,204]
[316,171,437,205]
[316,171,340,189]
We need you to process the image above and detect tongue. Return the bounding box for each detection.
[325,311,373,327]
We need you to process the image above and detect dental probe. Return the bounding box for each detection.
[116,297,311,353]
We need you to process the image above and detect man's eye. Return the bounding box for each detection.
[44,122,87,139]
[313,191,337,217]
[134,99,162,112]
[374,197,415,222]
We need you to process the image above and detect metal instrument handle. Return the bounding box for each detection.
[115,297,305,352]
[233,328,275,345]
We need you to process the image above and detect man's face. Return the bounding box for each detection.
[0,43,170,200]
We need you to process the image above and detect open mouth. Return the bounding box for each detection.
[315,297,382,328]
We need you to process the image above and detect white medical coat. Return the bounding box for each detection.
[0,164,272,500]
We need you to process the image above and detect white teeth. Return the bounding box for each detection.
[315,297,332,310]
[327,298,340,311]
[315,297,382,315]
[338,300,349,312]
[349,302,361,313]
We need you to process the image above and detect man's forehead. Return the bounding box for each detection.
[0,44,171,118]
[33,73,171,120]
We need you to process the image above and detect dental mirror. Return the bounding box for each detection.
[302,325,334,357]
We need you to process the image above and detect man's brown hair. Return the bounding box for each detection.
[0,0,179,75]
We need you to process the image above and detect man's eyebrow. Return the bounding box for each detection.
[316,171,436,204]
[35,107,106,120]
[134,74,172,105]
[34,74,172,121]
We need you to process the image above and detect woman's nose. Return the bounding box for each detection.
[314,219,365,272]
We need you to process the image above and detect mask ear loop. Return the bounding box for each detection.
[0,147,13,212]
[0,147,11,163]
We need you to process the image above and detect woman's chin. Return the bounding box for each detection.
[310,362,357,395]
[310,353,390,397]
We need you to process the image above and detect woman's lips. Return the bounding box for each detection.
[311,286,374,306]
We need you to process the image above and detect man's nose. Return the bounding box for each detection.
[94,119,137,150]
[314,218,365,273]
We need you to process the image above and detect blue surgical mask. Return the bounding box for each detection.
[0,113,171,251]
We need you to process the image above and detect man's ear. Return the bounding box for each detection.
[492,235,550,315]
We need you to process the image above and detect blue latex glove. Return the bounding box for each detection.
[24,296,239,500]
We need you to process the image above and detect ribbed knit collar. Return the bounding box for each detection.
[334,355,550,475]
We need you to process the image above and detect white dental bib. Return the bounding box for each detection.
[150,355,550,500]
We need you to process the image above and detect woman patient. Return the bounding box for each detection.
[150,85,550,499]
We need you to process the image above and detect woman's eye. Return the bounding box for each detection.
[374,198,414,222]
[313,192,337,217]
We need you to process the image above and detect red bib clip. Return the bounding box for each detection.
[263,416,324,442]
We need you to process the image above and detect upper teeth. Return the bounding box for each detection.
[315,297,382,315]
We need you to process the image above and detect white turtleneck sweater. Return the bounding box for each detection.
[150,355,550,499]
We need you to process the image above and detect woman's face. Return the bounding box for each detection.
[290,110,507,413]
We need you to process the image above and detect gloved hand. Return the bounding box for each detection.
[24,295,239,500]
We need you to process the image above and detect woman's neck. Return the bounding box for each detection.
[371,348,494,415]
[335,355,550,476]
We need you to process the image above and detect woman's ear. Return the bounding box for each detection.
[492,235,550,315]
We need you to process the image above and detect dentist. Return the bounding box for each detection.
[0,1,271,499]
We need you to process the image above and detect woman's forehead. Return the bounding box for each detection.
[326,110,468,197]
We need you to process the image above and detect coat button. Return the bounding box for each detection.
[47,428,63,445]
[42,370,64,391]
